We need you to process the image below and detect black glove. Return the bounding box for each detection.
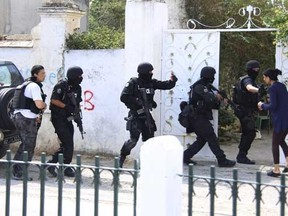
[65,104,75,114]
[258,84,266,97]
[170,73,178,82]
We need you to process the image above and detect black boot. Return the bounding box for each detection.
[236,152,255,164]
[183,158,197,165]
[218,159,236,167]
[64,167,75,177]
[47,160,57,177]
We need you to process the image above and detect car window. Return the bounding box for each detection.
[0,65,12,87]
[0,63,24,87]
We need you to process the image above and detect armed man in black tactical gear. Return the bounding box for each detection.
[233,60,262,164]
[47,66,83,177]
[12,65,47,180]
[183,66,236,167]
[119,62,178,168]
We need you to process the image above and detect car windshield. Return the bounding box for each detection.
[0,64,24,87]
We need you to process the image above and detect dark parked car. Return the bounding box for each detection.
[0,60,24,158]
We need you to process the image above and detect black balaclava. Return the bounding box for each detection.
[200,66,216,84]
[137,62,154,82]
[67,66,83,86]
[246,60,260,80]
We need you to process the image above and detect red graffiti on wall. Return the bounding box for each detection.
[84,90,95,110]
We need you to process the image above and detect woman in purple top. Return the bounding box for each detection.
[258,68,288,177]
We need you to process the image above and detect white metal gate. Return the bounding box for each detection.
[160,5,288,156]
[160,30,220,151]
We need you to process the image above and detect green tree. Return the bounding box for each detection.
[185,0,275,94]
[66,0,125,49]
[89,0,125,31]
[262,1,288,46]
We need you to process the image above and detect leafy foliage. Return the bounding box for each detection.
[89,0,125,31]
[66,0,125,49]
[263,7,288,46]
[66,26,124,49]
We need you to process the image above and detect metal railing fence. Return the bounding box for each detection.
[1,151,288,216]
[0,150,139,216]
[180,164,288,216]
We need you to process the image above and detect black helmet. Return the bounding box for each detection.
[137,62,154,74]
[200,66,216,79]
[246,60,260,71]
[67,66,83,80]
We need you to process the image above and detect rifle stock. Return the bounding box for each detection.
[208,84,239,113]
[67,92,85,139]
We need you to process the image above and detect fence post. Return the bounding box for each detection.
[137,135,183,216]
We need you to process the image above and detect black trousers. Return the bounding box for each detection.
[121,116,155,156]
[183,115,226,161]
[238,114,256,154]
[50,115,74,164]
[272,130,288,164]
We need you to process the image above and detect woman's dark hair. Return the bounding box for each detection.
[263,68,282,81]
[31,65,44,76]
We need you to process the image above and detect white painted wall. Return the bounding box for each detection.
[63,50,127,154]
[0,47,128,156]
[276,45,288,165]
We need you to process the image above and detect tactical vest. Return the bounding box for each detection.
[122,77,155,110]
[232,75,258,107]
[12,80,45,114]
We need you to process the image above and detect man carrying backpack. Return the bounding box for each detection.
[183,66,236,167]
[233,60,262,164]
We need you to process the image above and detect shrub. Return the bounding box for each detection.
[66,26,124,49]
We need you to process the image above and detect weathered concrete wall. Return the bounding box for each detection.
[63,50,126,155]
[0,0,42,34]
[0,0,184,36]
[166,0,187,28]
[0,0,88,35]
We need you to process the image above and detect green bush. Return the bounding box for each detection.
[66,0,125,50]
[218,107,239,142]
[66,26,124,49]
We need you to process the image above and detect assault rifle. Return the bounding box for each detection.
[67,92,85,139]
[208,84,241,115]
[37,93,47,130]
[139,88,154,134]
[258,84,268,101]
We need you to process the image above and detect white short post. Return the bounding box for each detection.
[137,135,183,216]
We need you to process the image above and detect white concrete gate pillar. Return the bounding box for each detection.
[125,0,168,80]
[32,5,85,82]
